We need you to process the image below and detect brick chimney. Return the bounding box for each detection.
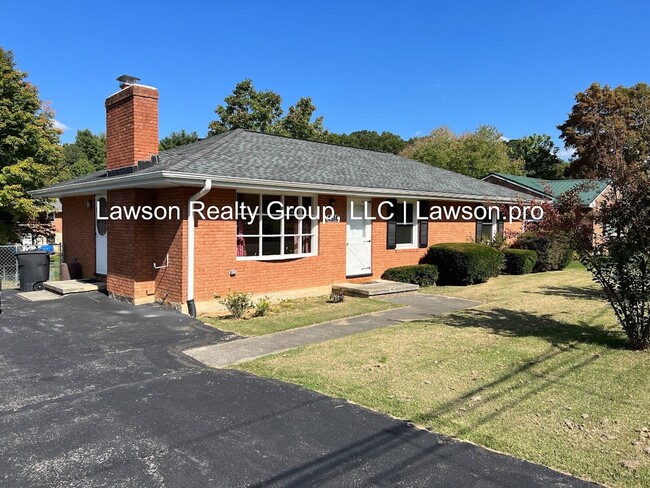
[105,76,158,172]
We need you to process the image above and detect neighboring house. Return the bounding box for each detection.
[51,199,63,244]
[33,80,525,315]
[482,173,610,209]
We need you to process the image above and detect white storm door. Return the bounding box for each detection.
[95,195,108,275]
[346,199,372,277]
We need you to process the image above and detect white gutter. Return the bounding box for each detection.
[186,179,212,318]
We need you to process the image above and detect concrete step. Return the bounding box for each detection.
[17,290,62,301]
[332,279,419,298]
[44,279,107,295]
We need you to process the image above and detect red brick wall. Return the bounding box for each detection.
[106,189,157,302]
[190,191,348,301]
[60,196,95,279]
[62,186,523,307]
[105,85,158,171]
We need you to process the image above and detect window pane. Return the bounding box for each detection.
[240,237,259,257]
[262,237,281,256]
[285,235,298,255]
[481,223,493,240]
[262,215,282,235]
[238,216,259,235]
[284,195,299,210]
[262,195,283,216]
[302,218,312,235]
[302,235,313,253]
[302,196,312,211]
[395,202,413,224]
[285,216,300,235]
[238,193,259,209]
[96,197,107,236]
[396,225,413,245]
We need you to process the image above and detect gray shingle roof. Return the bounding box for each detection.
[38,129,525,200]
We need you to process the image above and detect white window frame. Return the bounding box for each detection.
[236,192,319,261]
[395,200,418,249]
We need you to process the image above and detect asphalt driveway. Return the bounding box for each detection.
[0,290,596,487]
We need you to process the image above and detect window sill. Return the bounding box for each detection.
[395,244,417,250]
[236,253,317,262]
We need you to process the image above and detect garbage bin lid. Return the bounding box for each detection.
[14,250,49,255]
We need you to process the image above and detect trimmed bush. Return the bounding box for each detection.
[381,264,439,287]
[422,243,503,285]
[512,232,573,272]
[503,249,538,275]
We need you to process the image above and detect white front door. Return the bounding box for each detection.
[95,195,108,275]
[346,199,372,277]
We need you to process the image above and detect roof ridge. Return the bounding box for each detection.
[240,129,404,156]
[165,129,244,172]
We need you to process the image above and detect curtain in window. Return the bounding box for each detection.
[236,220,247,257]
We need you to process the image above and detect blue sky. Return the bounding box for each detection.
[2,1,649,157]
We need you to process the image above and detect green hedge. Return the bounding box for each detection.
[381,264,439,287]
[512,232,573,272]
[503,249,538,275]
[422,243,503,285]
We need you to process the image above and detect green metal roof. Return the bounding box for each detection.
[488,173,609,206]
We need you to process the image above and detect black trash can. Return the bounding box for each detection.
[15,251,51,292]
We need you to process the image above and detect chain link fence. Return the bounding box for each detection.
[0,243,63,289]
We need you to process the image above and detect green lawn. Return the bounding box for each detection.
[237,263,650,487]
[202,295,398,336]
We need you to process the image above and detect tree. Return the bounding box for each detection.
[555,82,650,349]
[159,129,199,150]
[208,79,284,136]
[207,79,325,141]
[506,134,567,179]
[400,125,522,178]
[55,129,106,182]
[327,130,407,154]
[277,97,325,141]
[558,82,650,177]
[0,48,61,225]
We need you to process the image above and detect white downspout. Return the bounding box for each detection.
[187,179,212,317]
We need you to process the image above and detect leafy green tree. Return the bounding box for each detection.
[59,143,95,180]
[159,129,200,150]
[277,97,325,141]
[208,79,325,141]
[208,79,284,136]
[506,134,566,179]
[559,82,650,177]
[73,129,105,170]
[327,130,407,154]
[55,129,106,182]
[401,125,521,178]
[0,48,61,223]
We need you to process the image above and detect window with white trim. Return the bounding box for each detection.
[395,201,417,248]
[236,193,318,260]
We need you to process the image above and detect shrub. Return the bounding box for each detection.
[422,243,503,285]
[221,291,253,318]
[503,249,538,275]
[512,232,573,272]
[381,264,439,286]
[254,296,271,317]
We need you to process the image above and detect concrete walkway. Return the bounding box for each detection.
[185,293,480,368]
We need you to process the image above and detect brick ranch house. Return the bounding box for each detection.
[34,80,525,316]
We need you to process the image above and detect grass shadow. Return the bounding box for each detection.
[526,285,605,301]
[438,307,627,349]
